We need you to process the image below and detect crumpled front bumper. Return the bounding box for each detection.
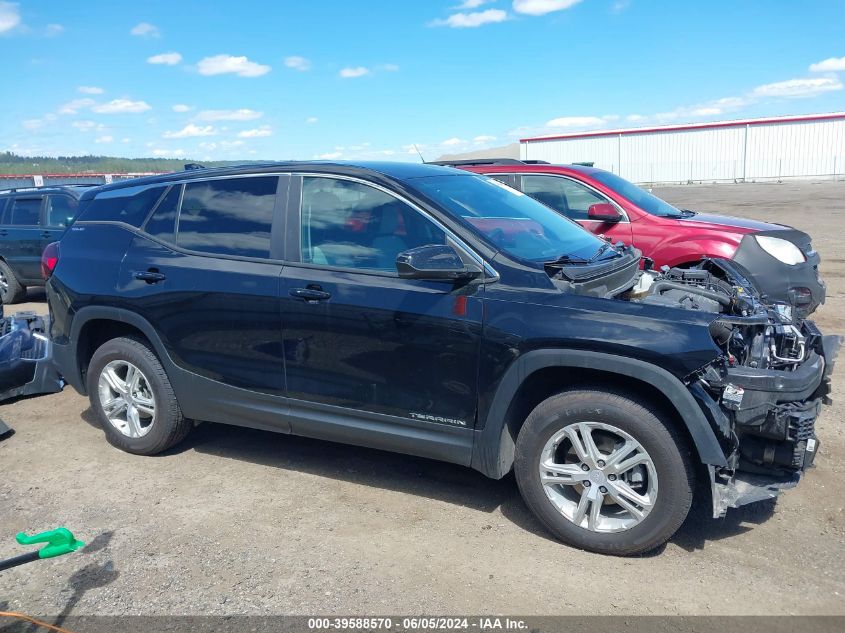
[705,331,840,518]
[0,310,64,403]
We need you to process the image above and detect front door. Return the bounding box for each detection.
[280,175,483,431]
[518,174,634,245]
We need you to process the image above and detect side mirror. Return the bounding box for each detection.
[588,202,622,223]
[396,245,483,281]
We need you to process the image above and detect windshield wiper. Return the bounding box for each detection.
[546,253,592,265]
[588,242,616,262]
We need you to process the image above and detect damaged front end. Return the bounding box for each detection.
[652,259,841,517]
[0,305,63,403]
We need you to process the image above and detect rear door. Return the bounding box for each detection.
[117,175,289,417]
[516,174,633,245]
[1,195,45,282]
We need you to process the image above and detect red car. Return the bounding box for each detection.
[437,159,825,315]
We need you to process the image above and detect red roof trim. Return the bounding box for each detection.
[520,112,845,143]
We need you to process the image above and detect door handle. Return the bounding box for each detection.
[41,231,52,239]
[289,287,331,302]
[0,230,7,236]
[134,270,166,283]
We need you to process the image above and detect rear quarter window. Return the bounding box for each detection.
[78,185,167,227]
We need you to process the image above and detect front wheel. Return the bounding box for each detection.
[514,389,694,555]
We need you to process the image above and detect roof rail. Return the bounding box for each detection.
[0,183,100,194]
[430,158,529,167]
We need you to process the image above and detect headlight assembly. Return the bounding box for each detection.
[755,235,806,265]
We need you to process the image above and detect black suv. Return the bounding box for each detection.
[46,163,838,555]
[0,184,94,304]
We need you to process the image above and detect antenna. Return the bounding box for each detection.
[413,144,426,164]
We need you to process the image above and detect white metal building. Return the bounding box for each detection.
[520,112,845,185]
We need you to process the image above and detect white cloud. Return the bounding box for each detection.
[196,108,263,121]
[546,115,605,128]
[77,86,104,94]
[512,0,582,15]
[147,52,182,66]
[152,148,185,157]
[441,137,466,146]
[751,77,843,98]
[130,22,160,38]
[58,98,95,114]
[306,116,318,124]
[689,106,722,117]
[316,151,343,159]
[284,55,311,71]
[121,138,131,143]
[94,135,113,144]
[22,119,42,130]
[473,135,497,142]
[45,23,64,36]
[454,0,491,8]
[381,63,400,72]
[92,99,152,114]
[0,1,21,34]
[163,124,216,138]
[809,56,845,73]
[626,114,645,122]
[431,9,508,28]
[71,120,96,131]
[611,0,631,13]
[197,54,271,77]
[602,114,620,121]
[172,104,192,112]
[238,125,272,138]
[339,66,370,78]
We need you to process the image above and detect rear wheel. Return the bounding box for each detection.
[514,389,694,555]
[87,336,192,455]
[0,260,27,304]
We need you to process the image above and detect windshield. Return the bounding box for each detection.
[590,171,685,218]
[412,174,607,263]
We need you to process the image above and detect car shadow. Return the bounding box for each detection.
[80,410,780,553]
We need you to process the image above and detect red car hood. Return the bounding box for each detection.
[676,212,789,233]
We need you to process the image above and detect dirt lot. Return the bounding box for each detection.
[1,181,844,616]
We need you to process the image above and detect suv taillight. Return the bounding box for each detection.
[41,241,60,279]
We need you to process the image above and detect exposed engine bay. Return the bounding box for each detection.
[549,245,840,518]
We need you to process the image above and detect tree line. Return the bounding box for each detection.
[0,152,264,174]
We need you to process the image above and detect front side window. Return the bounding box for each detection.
[412,174,606,263]
[45,194,79,227]
[178,176,278,259]
[8,198,42,225]
[300,177,446,271]
[520,175,610,221]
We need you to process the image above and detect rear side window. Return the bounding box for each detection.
[80,185,167,227]
[8,198,42,225]
[177,176,278,259]
[143,185,181,244]
[45,194,79,227]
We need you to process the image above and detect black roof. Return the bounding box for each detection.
[83,161,466,199]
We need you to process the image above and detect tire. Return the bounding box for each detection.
[87,336,192,455]
[514,389,694,556]
[0,260,27,304]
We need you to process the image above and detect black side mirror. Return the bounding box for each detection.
[396,245,483,281]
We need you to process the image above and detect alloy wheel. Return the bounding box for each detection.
[539,421,658,533]
[97,360,156,438]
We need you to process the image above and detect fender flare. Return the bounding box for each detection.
[470,349,728,479]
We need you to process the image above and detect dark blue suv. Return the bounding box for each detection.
[0,184,93,304]
[46,162,838,555]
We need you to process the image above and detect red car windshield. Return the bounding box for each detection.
[412,174,607,263]
[590,170,685,218]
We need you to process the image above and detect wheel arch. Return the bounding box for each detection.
[470,350,728,479]
[67,306,171,396]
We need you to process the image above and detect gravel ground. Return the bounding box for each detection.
[1,181,844,616]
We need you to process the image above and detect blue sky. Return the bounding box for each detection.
[2,0,845,163]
